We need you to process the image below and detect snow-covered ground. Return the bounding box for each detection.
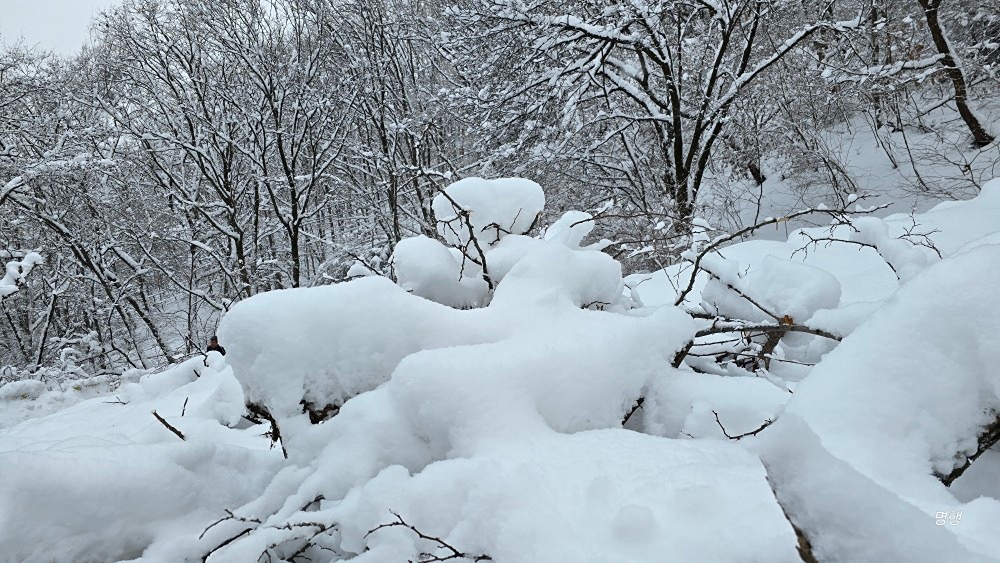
[2,177,1000,562]
[702,102,1000,236]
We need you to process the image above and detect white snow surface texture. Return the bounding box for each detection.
[2,177,1000,562]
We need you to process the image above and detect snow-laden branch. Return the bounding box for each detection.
[0,176,25,207]
[708,16,861,120]
[823,54,946,84]
[0,251,43,301]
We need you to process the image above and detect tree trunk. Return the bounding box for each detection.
[919,0,994,147]
[748,161,767,186]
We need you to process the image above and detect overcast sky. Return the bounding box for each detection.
[0,0,119,54]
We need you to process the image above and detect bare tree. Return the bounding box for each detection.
[463,0,859,226]
[916,0,994,147]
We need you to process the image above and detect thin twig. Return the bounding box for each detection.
[711,410,773,440]
[152,409,186,441]
[366,511,492,562]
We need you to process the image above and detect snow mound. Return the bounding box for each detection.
[393,178,615,310]
[491,241,628,311]
[337,430,799,563]
[0,358,281,563]
[391,235,488,308]
[642,370,789,440]
[776,243,1000,558]
[218,276,498,419]
[785,244,1000,494]
[432,177,544,248]
[0,379,47,401]
[543,210,594,248]
[757,416,989,563]
[701,255,842,323]
[196,270,801,562]
[222,222,637,425]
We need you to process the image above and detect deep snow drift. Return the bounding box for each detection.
[2,178,1000,562]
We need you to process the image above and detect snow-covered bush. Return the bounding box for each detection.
[218,277,498,421]
[0,379,46,401]
[700,255,842,324]
[222,178,637,426]
[392,177,625,310]
[0,357,282,562]
[390,235,489,308]
[431,177,544,248]
[756,243,1000,562]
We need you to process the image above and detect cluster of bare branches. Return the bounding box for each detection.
[623,199,944,432]
[366,511,493,563]
[199,496,335,562]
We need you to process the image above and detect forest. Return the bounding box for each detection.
[1,0,999,561]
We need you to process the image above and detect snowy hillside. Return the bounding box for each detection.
[2,176,999,562]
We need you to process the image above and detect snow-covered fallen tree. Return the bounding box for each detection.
[2,178,1000,562]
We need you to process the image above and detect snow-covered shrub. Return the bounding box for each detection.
[0,379,46,401]
[0,357,281,563]
[783,243,1000,490]
[223,212,637,427]
[490,241,627,311]
[393,177,626,310]
[195,248,804,562]
[390,235,489,308]
[431,177,544,248]
[218,276,499,421]
[5,178,1000,562]
[755,243,1000,562]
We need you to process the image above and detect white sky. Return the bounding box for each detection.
[1,0,120,54]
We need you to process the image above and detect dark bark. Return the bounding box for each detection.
[748,161,766,186]
[918,0,994,147]
[938,414,1000,486]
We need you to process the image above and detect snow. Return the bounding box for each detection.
[217,277,497,420]
[390,235,489,307]
[0,250,43,299]
[784,243,1000,487]
[755,417,989,563]
[490,241,628,311]
[0,357,283,562]
[3,174,1000,561]
[345,261,375,278]
[850,216,934,281]
[642,370,789,440]
[633,178,1000,317]
[431,177,544,248]
[0,372,143,429]
[701,255,842,323]
[336,431,800,563]
[192,247,806,561]
[0,379,47,401]
[391,180,611,310]
[777,244,1000,551]
[542,209,594,247]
